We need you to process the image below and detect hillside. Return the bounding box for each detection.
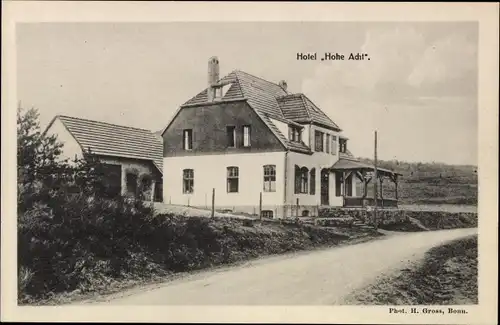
[344,235,478,305]
[355,158,477,205]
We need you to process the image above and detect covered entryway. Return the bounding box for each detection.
[331,158,402,208]
[320,168,329,205]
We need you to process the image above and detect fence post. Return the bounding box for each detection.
[187,196,190,207]
[211,188,215,218]
[259,192,263,221]
[169,196,171,205]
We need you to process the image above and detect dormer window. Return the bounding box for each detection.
[339,138,347,153]
[314,131,324,152]
[289,126,302,142]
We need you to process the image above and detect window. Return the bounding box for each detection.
[226,126,236,147]
[154,182,163,202]
[263,165,276,192]
[325,134,330,153]
[310,168,316,195]
[183,129,193,150]
[289,126,302,142]
[339,139,347,153]
[101,164,121,198]
[139,175,153,200]
[314,131,324,152]
[227,166,239,193]
[261,210,274,219]
[243,125,251,147]
[300,168,309,193]
[331,136,337,155]
[294,165,309,194]
[183,169,194,194]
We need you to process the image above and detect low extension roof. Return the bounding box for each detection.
[49,115,163,173]
[331,158,402,176]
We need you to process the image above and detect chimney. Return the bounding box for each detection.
[207,56,220,102]
[278,80,288,92]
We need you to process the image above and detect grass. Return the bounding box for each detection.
[20,214,382,306]
[319,207,478,231]
[377,211,478,232]
[20,200,478,305]
[152,203,254,219]
[399,204,477,214]
[356,158,477,206]
[343,235,478,305]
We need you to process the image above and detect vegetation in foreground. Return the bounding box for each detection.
[378,211,478,232]
[17,105,382,305]
[343,235,478,305]
[319,208,478,232]
[19,211,381,305]
[16,106,478,305]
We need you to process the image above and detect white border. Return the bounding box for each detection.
[2,2,498,324]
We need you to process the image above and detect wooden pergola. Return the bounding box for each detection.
[331,158,402,208]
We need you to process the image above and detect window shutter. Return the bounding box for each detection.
[310,168,316,195]
[294,165,300,194]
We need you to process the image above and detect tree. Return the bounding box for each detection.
[17,105,65,191]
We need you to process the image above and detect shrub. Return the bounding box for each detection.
[16,106,371,304]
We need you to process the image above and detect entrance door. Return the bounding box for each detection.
[321,169,329,205]
[154,181,163,202]
[101,163,122,198]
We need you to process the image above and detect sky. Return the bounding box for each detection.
[16,22,478,165]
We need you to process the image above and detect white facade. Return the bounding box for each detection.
[45,117,84,163]
[163,151,287,217]
[269,118,289,138]
[162,123,359,218]
[285,123,358,213]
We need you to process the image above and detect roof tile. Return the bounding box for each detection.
[180,69,341,153]
[57,115,163,173]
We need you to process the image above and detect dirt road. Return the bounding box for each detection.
[88,228,477,305]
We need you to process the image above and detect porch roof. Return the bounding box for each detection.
[331,158,402,177]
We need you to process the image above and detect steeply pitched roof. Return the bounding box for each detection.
[277,93,341,130]
[53,115,163,173]
[181,70,345,154]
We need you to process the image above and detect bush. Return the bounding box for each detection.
[15,106,370,304]
[317,217,355,228]
[18,194,155,299]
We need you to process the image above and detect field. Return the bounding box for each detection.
[399,204,477,214]
[356,158,477,206]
